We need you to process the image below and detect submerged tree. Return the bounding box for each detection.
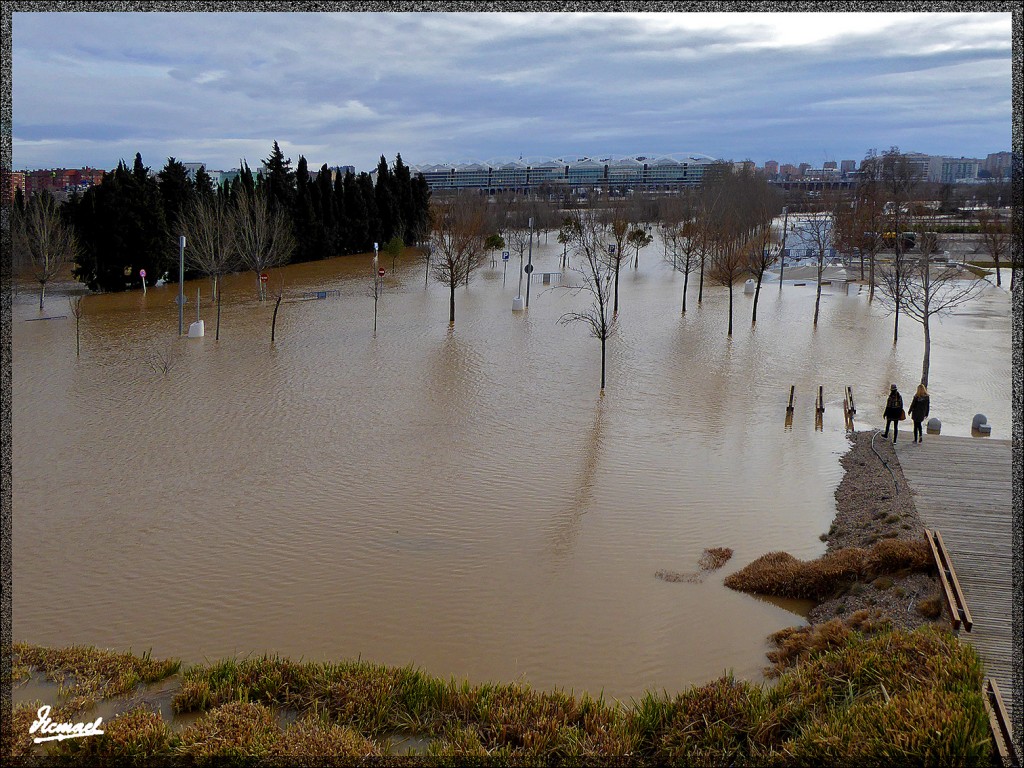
[12,191,80,310]
[975,209,1008,288]
[428,194,489,325]
[559,212,617,390]
[877,242,984,386]
[234,186,296,301]
[179,193,237,339]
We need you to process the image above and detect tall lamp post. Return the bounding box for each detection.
[178,235,186,335]
[525,217,535,308]
[778,207,788,288]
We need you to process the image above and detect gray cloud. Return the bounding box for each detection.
[11,10,1012,172]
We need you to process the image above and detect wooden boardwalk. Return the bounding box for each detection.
[895,435,1016,753]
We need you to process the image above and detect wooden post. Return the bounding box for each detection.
[787,385,795,413]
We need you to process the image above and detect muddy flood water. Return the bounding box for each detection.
[11,237,1013,701]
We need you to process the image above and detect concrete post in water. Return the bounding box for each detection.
[927,417,941,434]
[178,236,186,336]
[525,217,535,309]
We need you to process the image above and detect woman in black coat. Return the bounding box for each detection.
[908,383,930,443]
[883,384,903,443]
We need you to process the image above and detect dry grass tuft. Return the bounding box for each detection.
[271,716,377,759]
[725,537,935,600]
[765,610,891,676]
[698,547,734,571]
[916,593,945,620]
[655,569,700,583]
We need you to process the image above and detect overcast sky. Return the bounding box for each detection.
[10,10,1013,173]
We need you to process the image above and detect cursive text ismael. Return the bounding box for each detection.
[29,705,105,743]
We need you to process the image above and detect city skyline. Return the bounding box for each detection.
[10,10,1013,173]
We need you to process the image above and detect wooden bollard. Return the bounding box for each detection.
[816,386,825,414]
[787,385,795,414]
[846,386,856,415]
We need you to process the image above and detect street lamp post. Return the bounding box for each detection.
[525,217,535,308]
[178,235,186,335]
[778,207,788,288]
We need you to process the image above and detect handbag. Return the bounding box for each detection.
[899,409,907,421]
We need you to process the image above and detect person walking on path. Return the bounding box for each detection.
[908,383,930,443]
[882,384,904,444]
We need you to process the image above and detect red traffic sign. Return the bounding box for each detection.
[260,273,269,282]
[378,267,386,277]
[139,268,147,278]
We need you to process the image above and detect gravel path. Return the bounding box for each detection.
[807,430,948,631]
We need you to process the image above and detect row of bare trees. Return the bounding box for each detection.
[177,187,296,339]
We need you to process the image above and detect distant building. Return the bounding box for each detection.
[823,161,837,170]
[4,169,25,207]
[939,157,982,184]
[733,160,756,174]
[983,152,1012,180]
[798,163,811,176]
[763,160,779,176]
[408,154,720,193]
[840,160,856,174]
[779,163,799,179]
[24,167,106,199]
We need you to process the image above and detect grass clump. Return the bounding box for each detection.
[12,634,993,764]
[917,593,945,619]
[698,547,733,571]
[49,707,174,766]
[724,537,933,600]
[13,643,180,713]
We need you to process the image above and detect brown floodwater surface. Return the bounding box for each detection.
[11,240,1012,701]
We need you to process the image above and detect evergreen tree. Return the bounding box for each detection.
[375,155,399,244]
[393,153,415,244]
[333,170,348,254]
[409,174,432,246]
[292,155,317,262]
[357,172,379,251]
[261,140,296,215]
[194,166,216,201]
[158,157,195,243]
[317,164,337,257]
[343,171,369,254]
[73,156,169,291]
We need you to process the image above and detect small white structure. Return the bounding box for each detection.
[971,413,988,430]
[188,320,205,338]
[743,279,756,294]
[512,296,525,311]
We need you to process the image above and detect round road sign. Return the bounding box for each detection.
[260,273,269,282]
[378,267,386,276]
[139,269,147,279]
[524,264,534,274]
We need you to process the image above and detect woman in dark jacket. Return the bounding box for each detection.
[908,384,930,443]
[883,384,903,443]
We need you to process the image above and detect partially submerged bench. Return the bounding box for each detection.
[924,528,972,632]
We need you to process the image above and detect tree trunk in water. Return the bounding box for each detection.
[449,283,456,325]
[600,335,606,390]
[75,317,80,356]
[921,313,931,387]
[752,275,761,325]
[727,281,734,336]
[859,249,864,280]
[613,261,620,315]
[39,282,45,311]
[868,254,875,301]
[681,271,689,314]
[271,294,282,342]
[216,285,222,341]
[813,256,823,326]
[698,259,705,303]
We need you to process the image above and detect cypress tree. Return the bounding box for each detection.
[343,171,369,254]
[357,172,379,251]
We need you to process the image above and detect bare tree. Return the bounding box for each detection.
[664,219,702,314]
[179,194,237,340]
[976,209,1008,288]
[233,186,295,301]
[877,243,984,386]
[12,191,79,311]
[145,339,180,377]
[559,212,617,390]
[429,194,489,325]
[795,205,835,327]
[746,221,779,326]
[708,231,749,337]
